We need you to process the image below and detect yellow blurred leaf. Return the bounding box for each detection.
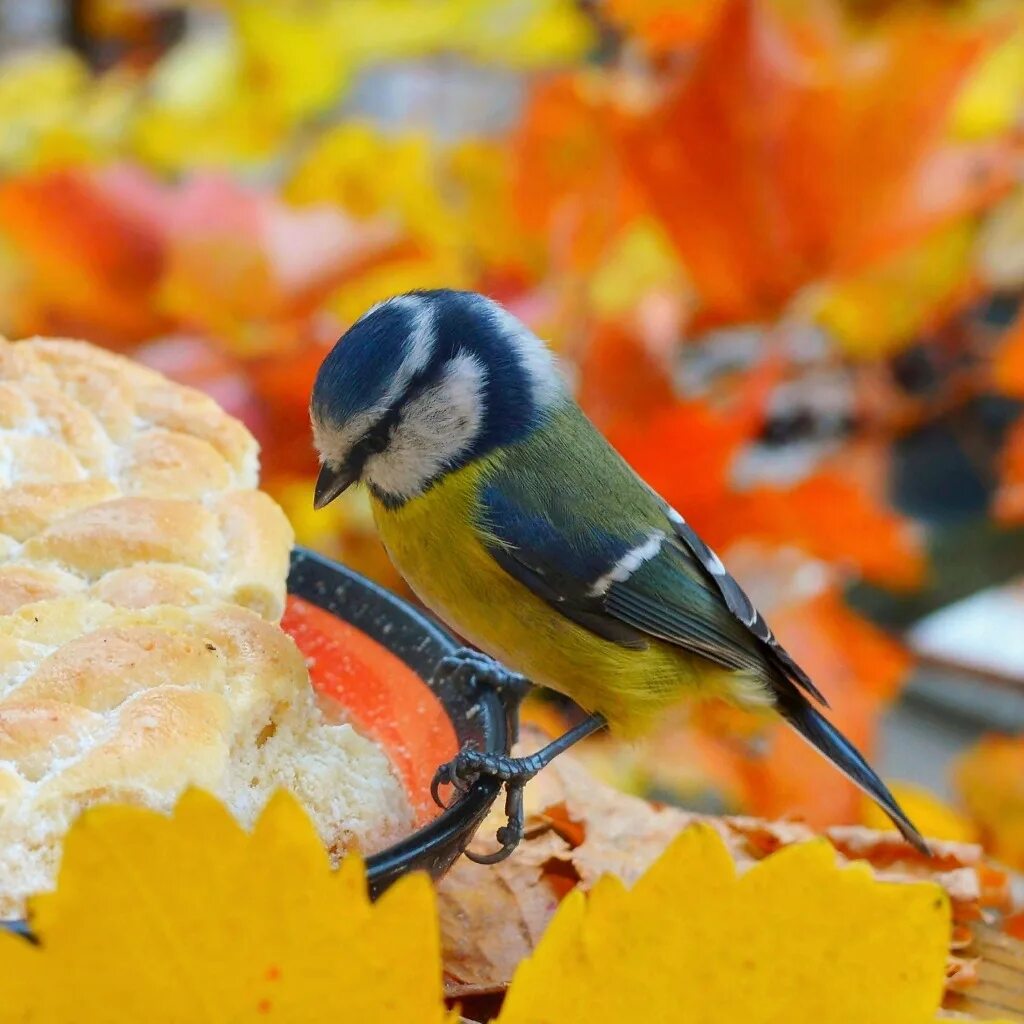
[952,22,1024,140]
[132,0,590,171]
[288,128,533,280]
[498,823,950,1024]
[286,124,457,243]
[233,0,354,120]
[956,733,1024,869]
[453,0,594,67]
[817,221,976,358]
[861,783,978,844]
[131,35,282,169]
[324,0,593,68]
[326,247,472,326]
[0,789,453,1023]
[0,48,136,171]
[587,218,687,319]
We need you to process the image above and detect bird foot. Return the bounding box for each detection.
[433,648,531,745]
[433,649,532,705]
[431,748,543,864]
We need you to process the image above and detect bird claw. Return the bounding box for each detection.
[429,754,478,809]
[465,782,526,864]
[430,747,539,863]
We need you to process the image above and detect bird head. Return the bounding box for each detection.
[310,289,563,509]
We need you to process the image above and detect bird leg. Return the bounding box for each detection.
[431,712,608,864]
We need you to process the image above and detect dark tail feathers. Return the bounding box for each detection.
[776,689,930,856]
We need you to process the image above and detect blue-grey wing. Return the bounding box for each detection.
[477,483,761,673]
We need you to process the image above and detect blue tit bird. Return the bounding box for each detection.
[310,289,927,862]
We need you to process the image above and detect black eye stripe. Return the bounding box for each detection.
[347,346,478,479]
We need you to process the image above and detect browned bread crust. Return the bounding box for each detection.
[0,337,289,619]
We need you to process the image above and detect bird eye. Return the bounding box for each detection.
[365,431,389,456]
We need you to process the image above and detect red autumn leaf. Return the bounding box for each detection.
[606,397,758,523]
[769,588,912,703]
[92,166,403,354]
[576,322,676,428]
[741,686,882,829]
[0,170,168,345]
[615,0,1010,324]
[248,342,334,478]
[604,372,922,588]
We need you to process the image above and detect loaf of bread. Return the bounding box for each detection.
[0,338,413,918]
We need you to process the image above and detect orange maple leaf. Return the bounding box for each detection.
[576,322,678,429]
[600,366,923,588]
[511,75,643,274]
[615,0,1011,325]
[604,0,728,54]
[993,310,1024,399]
[719,471,926,589]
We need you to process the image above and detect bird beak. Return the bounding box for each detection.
[313,462,356,510]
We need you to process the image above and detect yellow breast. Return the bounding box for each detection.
[369,464,738,735]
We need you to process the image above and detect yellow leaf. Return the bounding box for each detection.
[326,248,472,326]
[451,0,594,68]
[0,48,136,171]
[0,789,453,1023]
[498,823,950,1024]
[233,0,354,120]
[286,124,458,244]
[952,23,1024,141]
[587,218,687,318]
[817,221,975,358]
[131,35,282,170]
[323,0,593,69]
[861,783,978,844]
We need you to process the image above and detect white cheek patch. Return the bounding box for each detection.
[311,296,437,468]
[364,351,486,500]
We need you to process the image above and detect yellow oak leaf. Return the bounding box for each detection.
[497,823,950,1024]
[0,789,454,1023]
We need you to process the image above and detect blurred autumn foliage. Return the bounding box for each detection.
[1,0,1024,852]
